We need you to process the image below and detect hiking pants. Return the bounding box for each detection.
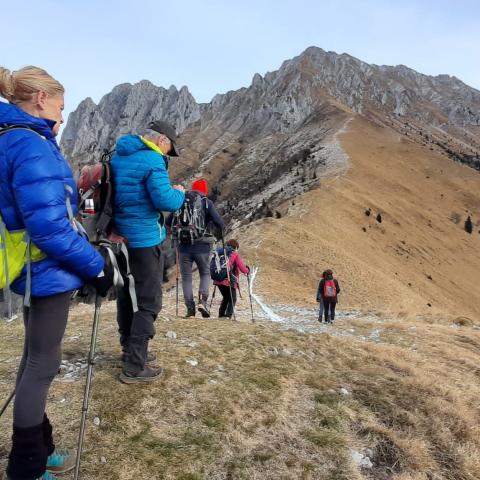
[323,300,337,322]
[117,245,164,374]
[179,251,210,309]
[7,292,71,479]
[218,284,237,318]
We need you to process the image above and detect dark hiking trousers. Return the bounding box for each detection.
[117,245,164,374]
[179,250,211,309]
[8,291,71,479]
[218,284,237,318]
[323,300,337,322]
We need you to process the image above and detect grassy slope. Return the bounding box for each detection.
[1,301,480,480]
[1,117,480,479]
[237,116,480,320]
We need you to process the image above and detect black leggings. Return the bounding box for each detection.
[323,300,337,322]
[14,292,71,428]
[217,284,237,318]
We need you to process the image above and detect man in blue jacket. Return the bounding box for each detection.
[112,120,185,384]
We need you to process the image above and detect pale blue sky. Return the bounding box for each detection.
[2,0,479,123]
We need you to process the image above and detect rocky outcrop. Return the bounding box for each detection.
[61,46,480,226]
[61,81,200,169]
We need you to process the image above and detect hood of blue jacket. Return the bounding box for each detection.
[0,102,56,139]
[116,134,149,156]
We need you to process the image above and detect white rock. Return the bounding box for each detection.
[100,456,107,464]
[165,331,177,339]
[186,359,198,367]
[350,449,373,469]
[93,417,101,426]
[339,387,350,396]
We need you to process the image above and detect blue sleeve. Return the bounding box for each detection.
[206,199,225,230]
[9,132,104,280]
[145,153,185,212]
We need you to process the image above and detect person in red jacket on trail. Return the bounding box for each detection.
[212,239,249,319]
[317,269,341,323]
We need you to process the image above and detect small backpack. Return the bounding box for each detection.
[210,248,237,285]
[323,279,337,298]
[170,191,207,245]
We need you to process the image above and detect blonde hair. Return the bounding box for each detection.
[0,65,64,104]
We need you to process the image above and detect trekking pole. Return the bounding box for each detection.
[74,295,102,480]
[175,245,179,317]
[221,234,237,322]
[209,285,216,311]
[247,272,255,323]
[0,388,15,418]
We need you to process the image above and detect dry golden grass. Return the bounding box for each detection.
[1,300,480,480]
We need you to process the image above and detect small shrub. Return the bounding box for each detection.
[465,216,473,234]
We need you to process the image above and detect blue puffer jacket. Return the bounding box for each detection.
[0,103,104,296]
[111,135,185,248]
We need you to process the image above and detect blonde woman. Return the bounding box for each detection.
[0,66,109,480]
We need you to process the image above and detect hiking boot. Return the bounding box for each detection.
[184,308,196,318]
[119,366,164,384]
[46,448,76,474]
[197,298,210,318]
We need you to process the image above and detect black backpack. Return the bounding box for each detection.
[210,247,237,285]
[171,191,207,245]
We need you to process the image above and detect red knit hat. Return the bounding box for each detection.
[192,179,208,195]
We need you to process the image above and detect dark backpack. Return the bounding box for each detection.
[170,190,207,245]
[77,150,138,310]
[210,248,237,285]
[77,150,117,244]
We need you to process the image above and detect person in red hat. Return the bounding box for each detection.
[167,178,224,318]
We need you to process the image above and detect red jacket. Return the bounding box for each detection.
[213,250,249,289]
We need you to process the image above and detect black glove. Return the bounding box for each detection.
[88,271,113,297]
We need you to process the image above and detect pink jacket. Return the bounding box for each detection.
[213,250,249,289]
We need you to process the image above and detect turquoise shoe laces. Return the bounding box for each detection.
[46,448,70,468]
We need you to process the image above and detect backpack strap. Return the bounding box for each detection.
[0,216,14,319]
[23,232,32,308]
[0,125,46,140]
[119,243,138,313]
[96,162,113,237]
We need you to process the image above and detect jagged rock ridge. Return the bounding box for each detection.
[61,46,480,226]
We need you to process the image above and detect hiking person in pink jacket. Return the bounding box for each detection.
[212,239,249,318]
